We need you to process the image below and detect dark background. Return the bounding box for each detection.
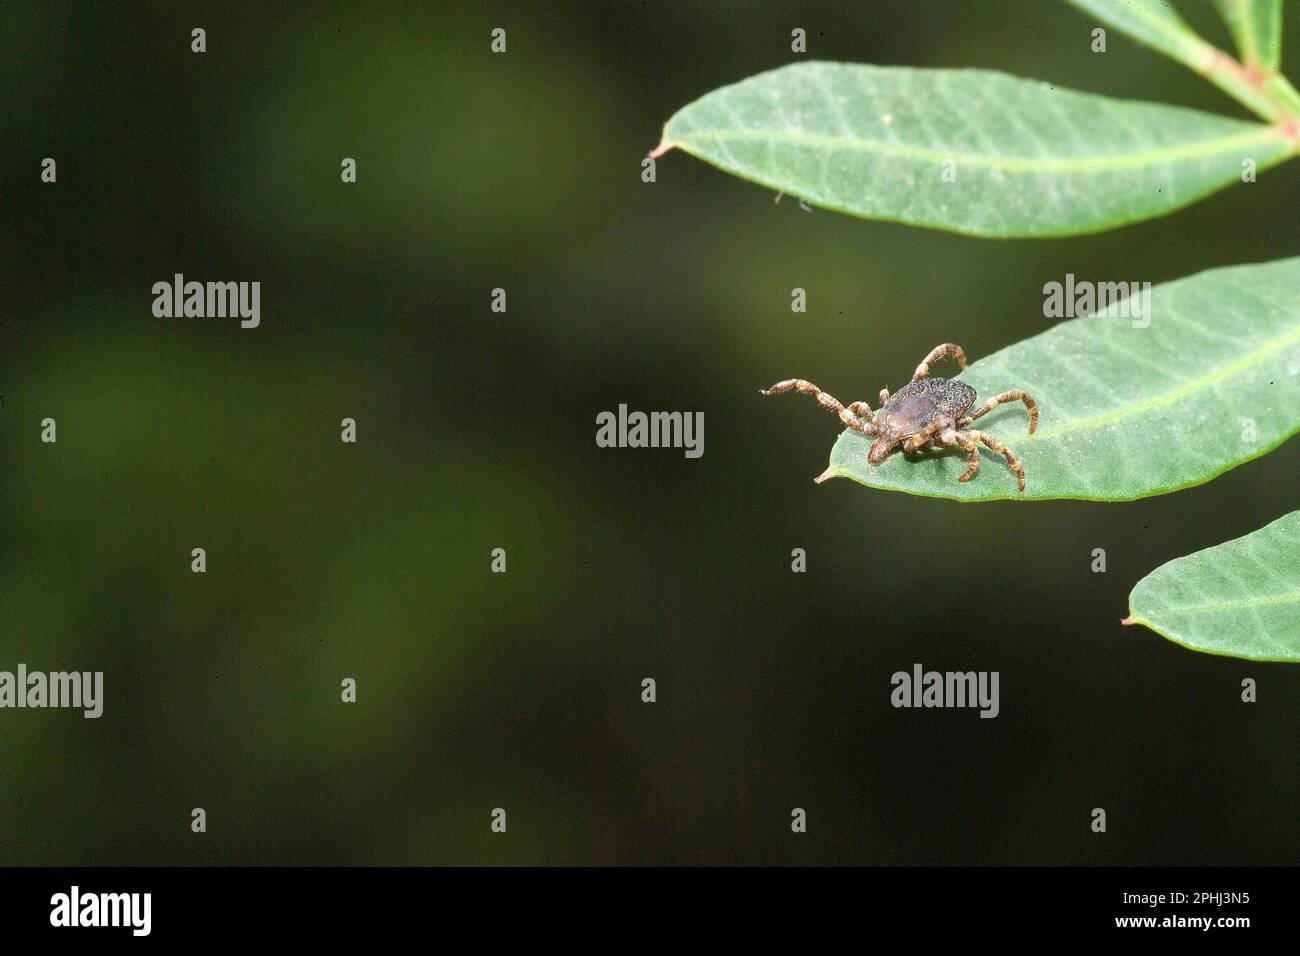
[0,1,1296,865]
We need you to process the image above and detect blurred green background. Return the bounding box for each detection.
[1,0,1296,865]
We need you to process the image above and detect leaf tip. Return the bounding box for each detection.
[648,138,677,160]
[1120,616,1134,627]
[814,467,838,484]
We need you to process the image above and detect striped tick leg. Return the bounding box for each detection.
[961,389,1039,434]
[902,418,948,455]
[946,430,982,483]
[967,429,1025,492]
[912,343,968,382]
[760,379,877,434]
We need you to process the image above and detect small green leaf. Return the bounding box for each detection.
[817,256,1300,500]
[1066,0,1283,119]
[1210,0,1283,72]
[1127,510,1300,661]
[1065,0,1214,72]
[657,62,1292,237]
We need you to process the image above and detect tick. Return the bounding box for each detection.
[761,343,1039,490]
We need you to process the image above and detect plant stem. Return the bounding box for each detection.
[1194,43,1286,123]
[1266,74,1300,121]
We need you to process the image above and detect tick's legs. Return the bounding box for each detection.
[760,379,877,434]
[902,437,939,459]
[960,389,1039,434]
[912,343,967,382]
[944,430,981,483]
[879,387,890,405]
[846,401,875,424]
[902,419,946,454]
[968,429,1025,492]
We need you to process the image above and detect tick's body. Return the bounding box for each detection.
[761,343,1038,490]
[875,377,977,437]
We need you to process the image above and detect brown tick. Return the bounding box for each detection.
[761,343,1039,491]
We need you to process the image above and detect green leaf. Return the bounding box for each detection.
[1126,510,1300,661]
[816,256,1300,500]
[1065,0,1283,119]
[1211,0,1283,72]
[657,62,1293,237]
[1064,0,1213,72]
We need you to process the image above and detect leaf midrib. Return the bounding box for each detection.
[1233,0,1261,66]
[1007,319,1300,443]
[1139,590,1300,615]
[1114,0,1201,55]
[675,124,1284,174]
